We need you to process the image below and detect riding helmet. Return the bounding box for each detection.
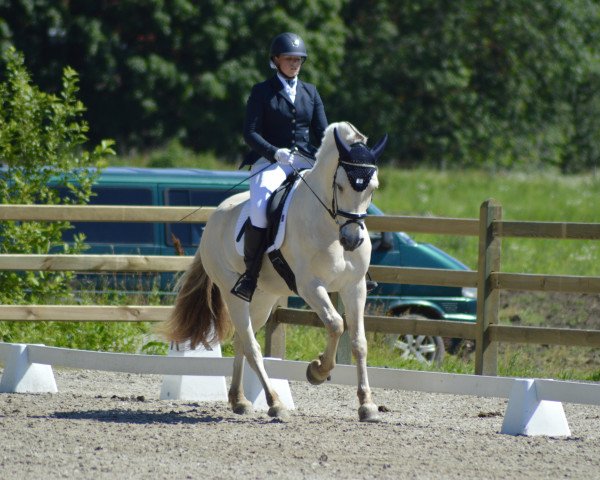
[269,32,307,68]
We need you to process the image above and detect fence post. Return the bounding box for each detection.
[475,199,502,376]
[332,292,352,365]
[264,298,286,359]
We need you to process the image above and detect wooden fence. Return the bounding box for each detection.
[0,201,599,376]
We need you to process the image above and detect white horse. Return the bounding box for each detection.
[160,121,387,422]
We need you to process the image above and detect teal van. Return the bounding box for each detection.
[63,167,476,362]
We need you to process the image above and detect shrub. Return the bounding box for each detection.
[0,47,116,346]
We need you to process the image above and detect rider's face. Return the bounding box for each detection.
[276,55,303,78]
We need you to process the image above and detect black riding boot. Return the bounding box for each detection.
[230,223,268,302]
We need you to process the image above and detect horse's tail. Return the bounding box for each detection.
[158,253,232,348]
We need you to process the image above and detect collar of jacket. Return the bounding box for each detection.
[270,75,303,99]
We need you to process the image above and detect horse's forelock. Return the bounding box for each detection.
[317,122,367,164]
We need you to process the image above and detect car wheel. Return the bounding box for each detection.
[388,314,445,365]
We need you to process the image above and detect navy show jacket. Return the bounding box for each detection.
[242,75,328,167]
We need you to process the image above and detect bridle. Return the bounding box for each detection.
[330,160,375,230]
[289,151,376,232]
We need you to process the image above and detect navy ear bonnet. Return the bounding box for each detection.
[334,127,388,192]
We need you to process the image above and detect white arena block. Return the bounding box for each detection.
[160,341,228,402]
[501,379,571,436]
[243,357,295,411]
[0,343,57,394]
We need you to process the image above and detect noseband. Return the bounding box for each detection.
[292,126,387,239]
[330,158,376,230]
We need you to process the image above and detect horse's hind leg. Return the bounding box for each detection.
[227,293,287,418]
[228,333,253,415]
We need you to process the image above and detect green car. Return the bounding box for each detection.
[60,167,476,362]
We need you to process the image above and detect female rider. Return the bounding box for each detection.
[231,32,328,302]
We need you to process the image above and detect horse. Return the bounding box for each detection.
[159,121,388,422]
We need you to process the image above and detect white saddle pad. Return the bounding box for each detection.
[234,173,304,256]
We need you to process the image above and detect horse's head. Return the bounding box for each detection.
[332,126,388,251]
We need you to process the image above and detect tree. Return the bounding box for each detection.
[0,46,114,304]
[2,1,600,170]
[0,0,347,159]
[332,0,600,170]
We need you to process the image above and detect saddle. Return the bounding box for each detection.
[235,171,304,294]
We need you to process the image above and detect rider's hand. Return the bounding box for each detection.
[274,148,292,165]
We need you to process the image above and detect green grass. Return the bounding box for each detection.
[4,158,600,381]
[373,167,600,275]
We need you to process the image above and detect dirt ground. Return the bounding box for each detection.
[1,368,599,480]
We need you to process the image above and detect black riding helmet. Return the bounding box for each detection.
[269,32,307,69]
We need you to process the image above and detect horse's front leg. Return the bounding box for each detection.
[340,281,380,422]
[299,284,345,385]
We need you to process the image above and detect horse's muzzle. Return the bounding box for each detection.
[339,231,364,252]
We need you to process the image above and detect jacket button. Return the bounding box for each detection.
[291,119,296,123]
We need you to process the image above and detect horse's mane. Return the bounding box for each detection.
[315,121,368,166]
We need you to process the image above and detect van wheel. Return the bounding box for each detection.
[388,314,445,365]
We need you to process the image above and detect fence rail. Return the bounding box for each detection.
[0,202,599,376]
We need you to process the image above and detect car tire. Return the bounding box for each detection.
[388,313,445,365]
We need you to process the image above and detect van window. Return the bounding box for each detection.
[64,186,155,244]
[165,189,241,247]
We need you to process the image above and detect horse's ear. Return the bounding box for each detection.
[333,127,351,159]
[370,133,388,162]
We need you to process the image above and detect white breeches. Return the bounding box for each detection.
[249,154,314,228]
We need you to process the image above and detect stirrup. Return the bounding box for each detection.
[366,279,378,293]
[230,273,257,302]
[366,271,378,293]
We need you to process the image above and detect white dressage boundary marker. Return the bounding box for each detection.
[243,358,295,411]
[159,341,228,402]
[500,379,570,436]
[0,343,57,394]
[1,342,599,436]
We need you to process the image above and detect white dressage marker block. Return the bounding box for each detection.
[160,342,228,402]
[0,343,57,394]
[501,379,571,436]
[243,357,295,411]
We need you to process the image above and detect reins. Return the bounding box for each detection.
[288,151,373,228]
[176,161,274,223]
[177,142,375,229]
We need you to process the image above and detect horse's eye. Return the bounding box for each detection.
[336,183,344,193]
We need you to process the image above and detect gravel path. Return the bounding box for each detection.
[1,368,599,479]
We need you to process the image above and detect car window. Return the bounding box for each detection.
[165,188,243,247]
[62,186,155,244]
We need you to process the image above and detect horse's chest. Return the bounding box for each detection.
[322,252,364,279]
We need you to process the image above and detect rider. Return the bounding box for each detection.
[231,32,328,302]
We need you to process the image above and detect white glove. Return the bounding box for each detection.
[274,148,292,165]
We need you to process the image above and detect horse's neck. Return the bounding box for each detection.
[303,156,336,201]
[292,163,335,231]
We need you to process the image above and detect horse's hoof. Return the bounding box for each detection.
[232,401,253,415]
[267,404,288,419]
[358,404,381,423]
[306,360,327,386]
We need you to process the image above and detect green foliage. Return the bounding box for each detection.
[0,46,115,342]
[111,139,230,171]
[2,2,600,170]
[333,1,600,171]
[0,0,346,160]
[0,319,151,352]
[372,166,600,276]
